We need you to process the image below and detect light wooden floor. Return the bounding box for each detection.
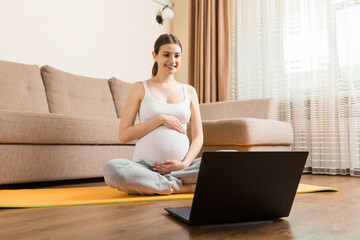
[1,174,360,240]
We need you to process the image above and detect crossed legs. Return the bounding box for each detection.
[103,158,201,195]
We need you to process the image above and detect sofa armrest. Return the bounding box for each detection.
[199,97,276,121]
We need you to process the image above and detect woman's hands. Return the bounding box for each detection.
[161,114,187,134]
[153,160,188,175]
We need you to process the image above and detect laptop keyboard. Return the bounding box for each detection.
[172,207,191,219]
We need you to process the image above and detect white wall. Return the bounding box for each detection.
[0,0,171,82]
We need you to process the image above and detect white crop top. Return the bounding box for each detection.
[133,81,191,163]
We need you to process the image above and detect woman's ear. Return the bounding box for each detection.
[152,51,157,61]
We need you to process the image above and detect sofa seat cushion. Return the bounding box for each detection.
[200,118,293,146]
[0,110,130,144]
[41,65,117,118]
[0,60,49,113]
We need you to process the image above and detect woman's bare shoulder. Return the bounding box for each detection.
[128,81,146,100]
[130,81,144,94]
[184,84,196,91]
[130,81,144,89]
[184,84,198,99]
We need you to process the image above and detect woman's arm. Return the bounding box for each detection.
[119,82,186,143]
[181,85,203,167]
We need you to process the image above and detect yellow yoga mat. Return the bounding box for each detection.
[296,183,339,194]
[0,183,339,208]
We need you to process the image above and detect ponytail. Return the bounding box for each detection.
[152,62,158,77]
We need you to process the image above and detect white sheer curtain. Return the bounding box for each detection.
[231,0,360,176]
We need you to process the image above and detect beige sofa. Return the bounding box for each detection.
[0,59,293,185]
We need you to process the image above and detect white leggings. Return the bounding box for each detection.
[103,158,201,195]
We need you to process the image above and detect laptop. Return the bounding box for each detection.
[165,151,308,225]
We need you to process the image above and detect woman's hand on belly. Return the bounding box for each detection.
[152,160,187,175]
[160,114,187,134]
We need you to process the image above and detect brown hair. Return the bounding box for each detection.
[152,34,182,77]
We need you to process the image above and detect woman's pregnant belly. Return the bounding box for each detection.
[133,125,189,163]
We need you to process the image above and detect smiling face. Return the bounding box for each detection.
[153,43,182,76]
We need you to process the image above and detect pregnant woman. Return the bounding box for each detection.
[103,34,203,195]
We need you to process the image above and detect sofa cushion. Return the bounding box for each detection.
[189,118,293,146]
[108,77,132,118]
[0,59,49,113]
[0,110,130,144]
[41,65,117,118]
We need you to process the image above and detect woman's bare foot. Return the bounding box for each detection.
[181,184,196,193]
